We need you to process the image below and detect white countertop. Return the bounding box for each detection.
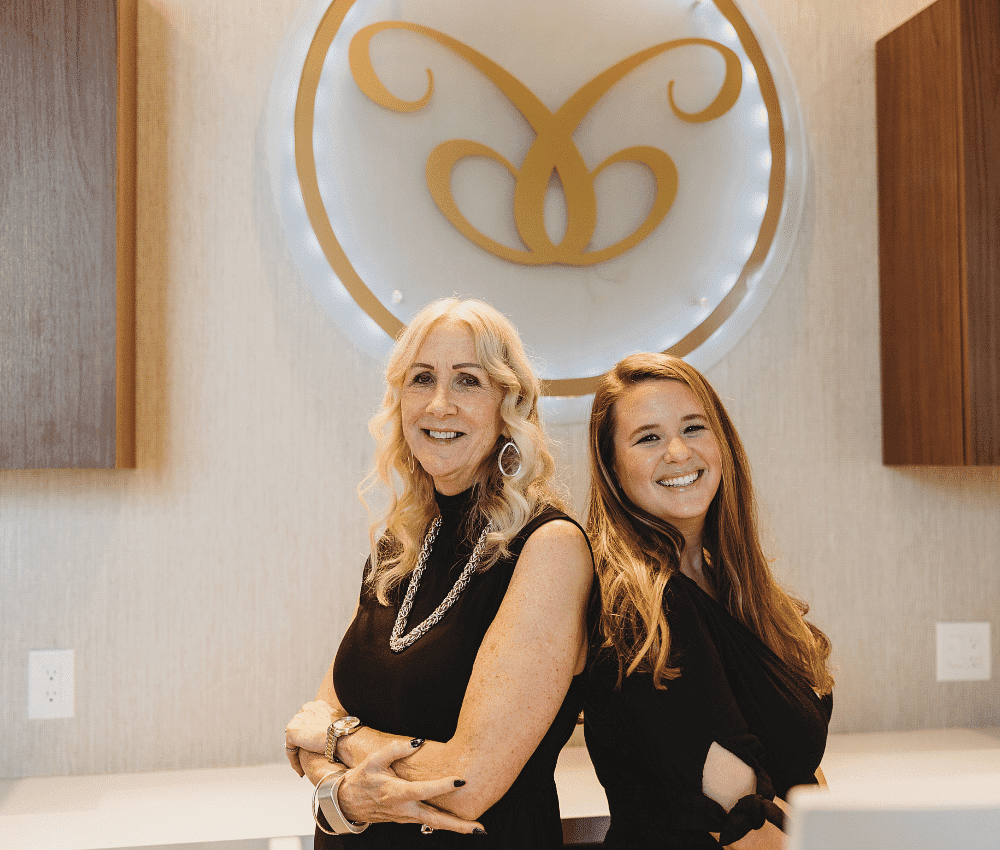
[0,762,312,849]
[820,726,1000,789]
[0,747,607,850]
[1,728,997,850]
[788,728,1000,850]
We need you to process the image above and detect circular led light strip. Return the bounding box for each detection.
[266,0,806,420]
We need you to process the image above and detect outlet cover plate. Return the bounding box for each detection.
[936,622,991,682]
[28,649,75,719]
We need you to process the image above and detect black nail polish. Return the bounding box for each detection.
[410,737,425,748]
[474,827,487,835]
[454,779,466,787]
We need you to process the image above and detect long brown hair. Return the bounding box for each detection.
[586,353,833,692]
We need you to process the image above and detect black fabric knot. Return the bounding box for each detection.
[717,794,785,846]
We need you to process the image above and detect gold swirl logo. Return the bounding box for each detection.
[284,0,794,395]
[349,22,742,266]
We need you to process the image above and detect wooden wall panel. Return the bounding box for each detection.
[876,0,965,465]
[0,0,135,469]
[960,0,1000,465]
[877,0,1000,465]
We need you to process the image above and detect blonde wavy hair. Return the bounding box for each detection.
[586,353,833,693]
[363,298,565,604]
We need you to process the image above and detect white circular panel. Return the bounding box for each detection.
[266,0,806,422]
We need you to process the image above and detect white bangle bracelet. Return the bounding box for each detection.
[312,769,370,835]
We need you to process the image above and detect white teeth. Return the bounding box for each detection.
[657,471,699,488]
[427,430,459,439]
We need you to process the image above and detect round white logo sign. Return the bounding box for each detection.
[267,0,805,420]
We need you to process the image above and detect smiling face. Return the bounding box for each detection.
[612,379,723,543]
[400,320,505,496]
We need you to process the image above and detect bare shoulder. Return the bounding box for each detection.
[523,517,590,551]
[515,518,593,583]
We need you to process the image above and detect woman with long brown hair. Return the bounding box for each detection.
[584,353,833,849]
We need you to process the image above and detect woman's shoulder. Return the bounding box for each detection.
[493,508,592,601]
[510,505,590,558]
[527,504,584,533]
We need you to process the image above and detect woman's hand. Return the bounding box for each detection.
[300,748,338,786]
[285,699,339,776]
[309,739,485,834]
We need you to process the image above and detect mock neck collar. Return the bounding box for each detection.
[434,485,477,522]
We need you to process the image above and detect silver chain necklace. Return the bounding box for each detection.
[389,516,492,653]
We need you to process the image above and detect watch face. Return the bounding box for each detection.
[334,715,362,735]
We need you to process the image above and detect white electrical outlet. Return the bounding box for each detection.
[28,649,75,719]
[936,622,991,682]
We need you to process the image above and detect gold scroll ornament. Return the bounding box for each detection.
[293,0,788,395]
[350,22,742,267]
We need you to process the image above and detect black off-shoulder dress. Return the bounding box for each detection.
[318,487,586,849]
[585,572,832,848]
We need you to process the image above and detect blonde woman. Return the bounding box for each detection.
[584,353,833,849]
[284,298,592,848]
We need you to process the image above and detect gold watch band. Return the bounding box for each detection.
[325,722,336,762]
[326,715,363,763]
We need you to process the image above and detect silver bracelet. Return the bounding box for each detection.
[311,769,370,835]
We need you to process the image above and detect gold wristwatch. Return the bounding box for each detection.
[326,715,363,763]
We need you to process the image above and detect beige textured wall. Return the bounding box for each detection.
[1,0,997,780]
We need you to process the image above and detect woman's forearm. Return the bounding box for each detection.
[335,725,412,769]
[702,744,788,849]
[301,749,344,786]
[303,740,484,834]
[335,724,494,817]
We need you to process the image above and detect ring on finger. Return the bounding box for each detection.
[285,745,299,752]
[420,825,434,835]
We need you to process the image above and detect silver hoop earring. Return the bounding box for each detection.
[498,440,522,477]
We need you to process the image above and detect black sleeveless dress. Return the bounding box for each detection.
[318,488,585,849]
[585,572,832,848]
